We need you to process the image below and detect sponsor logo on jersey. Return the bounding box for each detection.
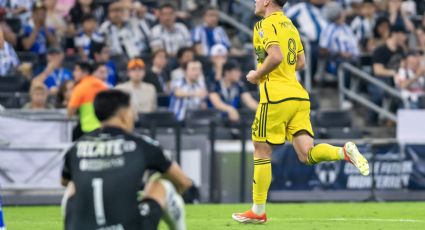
[76,139,137,158]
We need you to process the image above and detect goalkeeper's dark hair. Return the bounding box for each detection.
[94,90,131,122]
[273,0,287,7]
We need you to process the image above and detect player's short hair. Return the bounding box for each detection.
[76,61,95,74]
[94,90,130,122]
[81,14,96,23]
[273,0,287,7]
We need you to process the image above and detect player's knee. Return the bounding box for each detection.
[253,142,272,158]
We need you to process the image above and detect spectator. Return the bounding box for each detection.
[369,25,407,124]
[68,61,107,138]
[90,41,117,86]
[68,0,104,31]
[0,27,19,76]
[115,58,157,113]
[74,14,98,60]
[192,6,231,56]
[44,0,66,41]
[144,49,170,94]
[320,2,359,75]
[386,0,415,33]
[171,47,195,82]
[350,0,376,53]
[132,1,156,27]
[55,80,74,108]
[21,1,57,56]
[209,61,258,122]
[33,47,72,95]
[94,0,150,58]
[286,0,328,77]
[9,0,34,23]
[92,62,112,88]
[169,60,207,121]
[55,0,75,17]
[0,7,17,47]
[394,51,425,109]
[415,25,425,53]
[150,2,192,57]
[208,44,228,82]
[372,17,391,50]
[22,82,55,109]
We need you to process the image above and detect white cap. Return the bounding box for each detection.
[210,44,228,57]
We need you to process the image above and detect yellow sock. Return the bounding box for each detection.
[307,143,344,165]
[252,158,272,206]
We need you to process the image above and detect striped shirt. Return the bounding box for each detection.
[93,19,151,58]
[74,32,99,56]
[150,22,192,56]
[319,23,359,57]
[286,2,328,42]
[350,16,374,42]
[192,24,230,56]
[169,78,205,121]
[0,42,19,76]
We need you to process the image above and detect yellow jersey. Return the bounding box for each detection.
[253,11,309,103]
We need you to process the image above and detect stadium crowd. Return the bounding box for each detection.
[0,0,424,132]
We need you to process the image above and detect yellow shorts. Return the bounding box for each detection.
[251,100,314,145]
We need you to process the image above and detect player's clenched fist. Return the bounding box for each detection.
[246,70,260,84]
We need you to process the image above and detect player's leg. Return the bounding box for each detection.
[232,103,286,224]
[232,141,271,224]
[289,101,369,175]
[141,176,186,230]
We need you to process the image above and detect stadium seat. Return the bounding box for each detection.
[17,52,39,66]
[185,109,222,128]
[157,94,170,108]
[138,111,178,128]
[63,54,81,71]
[0,76,26,92]
[317,127,363,139]
[0,93,19,108]
[315,110,352,128]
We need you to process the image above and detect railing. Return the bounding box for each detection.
[338,63,409,122]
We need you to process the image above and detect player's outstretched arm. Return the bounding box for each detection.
[162,162,193,194]
[247,45,283,84]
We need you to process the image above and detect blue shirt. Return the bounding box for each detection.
[22,25,55,55]
[106,60,117,86]
[192,25,230,55]
[44,68,73,89]
[209,80,247,109]
[169,78,206,121]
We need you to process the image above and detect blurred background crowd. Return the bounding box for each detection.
[0,0,424,138]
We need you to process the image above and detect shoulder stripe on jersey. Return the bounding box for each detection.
[271,24,277,35]
[259,20,263,30]
[265,41,280,48]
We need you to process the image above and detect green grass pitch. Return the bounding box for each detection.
[3,202,425,229]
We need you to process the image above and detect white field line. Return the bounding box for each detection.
[269,217,424,223]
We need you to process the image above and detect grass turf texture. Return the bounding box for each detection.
[3,202,425,230]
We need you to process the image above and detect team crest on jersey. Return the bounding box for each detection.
[259,30,264,38]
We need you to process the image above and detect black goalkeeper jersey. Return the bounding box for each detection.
[62,126,172,230]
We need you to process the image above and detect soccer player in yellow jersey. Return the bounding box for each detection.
[232,0,370,224]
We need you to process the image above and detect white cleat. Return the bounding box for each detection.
[343,142,370,176]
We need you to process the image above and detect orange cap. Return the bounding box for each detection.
[127,58,145,69]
